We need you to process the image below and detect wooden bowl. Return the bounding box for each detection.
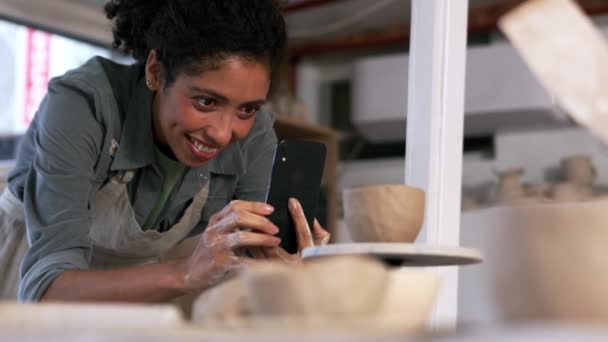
[342,184,425,242]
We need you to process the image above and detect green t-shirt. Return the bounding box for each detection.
[142,147,188,230]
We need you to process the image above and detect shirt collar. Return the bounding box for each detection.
[111,76,156,171]
[208,143,242,176]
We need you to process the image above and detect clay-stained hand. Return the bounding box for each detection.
[250,197,331,264]
[178,200,281,291]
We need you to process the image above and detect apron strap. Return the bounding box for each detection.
[113,170,136,184]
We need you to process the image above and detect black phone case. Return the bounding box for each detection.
[264,140,326,254]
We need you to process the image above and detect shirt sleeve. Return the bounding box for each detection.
[18,80,103,301]
[233,111,278,202]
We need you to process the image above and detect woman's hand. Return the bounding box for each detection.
[178,200,281,292]
[250,197,331,264]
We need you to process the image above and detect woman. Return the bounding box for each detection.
[0,0,330,302]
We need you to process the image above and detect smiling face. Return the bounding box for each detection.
[146,51,271,167]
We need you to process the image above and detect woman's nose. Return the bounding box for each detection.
[206,112,233,146]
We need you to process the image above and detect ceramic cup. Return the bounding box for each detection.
[342,184,425,243]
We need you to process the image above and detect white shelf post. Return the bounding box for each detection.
[405,0,469,328]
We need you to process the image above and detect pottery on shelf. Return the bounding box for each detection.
[561,154,596,187]
[523,182,551,200]
[342,184,425,243]
[493,168,527,204]
[462,196,481,211]
[551,182,593,202]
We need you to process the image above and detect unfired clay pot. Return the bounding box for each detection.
[242,257,389,317]
[551,182,593,202]
[523,182,550,200]
[494,168,526,204]
[485,202,608,322]
[191,256,439,332]
[561,155,596,186]
[342,184,425,243]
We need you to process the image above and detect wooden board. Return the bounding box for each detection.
[499,0,608,144]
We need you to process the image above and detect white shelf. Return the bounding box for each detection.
[351,40,597,141]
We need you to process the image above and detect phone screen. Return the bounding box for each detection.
[264,140,326,254]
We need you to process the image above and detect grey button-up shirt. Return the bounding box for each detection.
[7,57,277,301]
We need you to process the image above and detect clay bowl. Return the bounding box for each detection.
[342,184,425,243]
[484,201,608,322]
[191,256,440,332]
[242,257,389,317]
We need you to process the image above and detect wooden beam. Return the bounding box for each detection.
[283,0,348,14]
[288,0,608,58]
[289,25,410,58]
[469,0,608,32]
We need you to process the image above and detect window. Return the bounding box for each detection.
[0,19,132,160]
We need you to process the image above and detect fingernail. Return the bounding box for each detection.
[288,198,298,209]
[264,204,274,212]
[273,237,282,244]
[271,225,280,234]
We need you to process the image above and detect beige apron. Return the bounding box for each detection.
[87,169,209,269]
[0,144,209,301]
[0,189,28,299]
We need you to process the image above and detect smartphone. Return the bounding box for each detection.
[264,140,326,254]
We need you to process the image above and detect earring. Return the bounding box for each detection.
[146,79,154,90]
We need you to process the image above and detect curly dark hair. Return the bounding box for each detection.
[104,0,287,86]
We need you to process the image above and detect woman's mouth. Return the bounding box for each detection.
[187,135,220,159]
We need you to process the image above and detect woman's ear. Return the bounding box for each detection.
[145,49,162,91]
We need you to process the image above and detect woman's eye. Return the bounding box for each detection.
[196,97,216,110]
[240,105,259,116]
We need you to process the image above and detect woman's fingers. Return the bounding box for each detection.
[273,247,302,264]
[288,197,314,251]
[209,200,275,226]
[212,208,279,236]
[224,230,281,250]
[253,246,303,264]
[312,219,331,245]
[248,246,283,260]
